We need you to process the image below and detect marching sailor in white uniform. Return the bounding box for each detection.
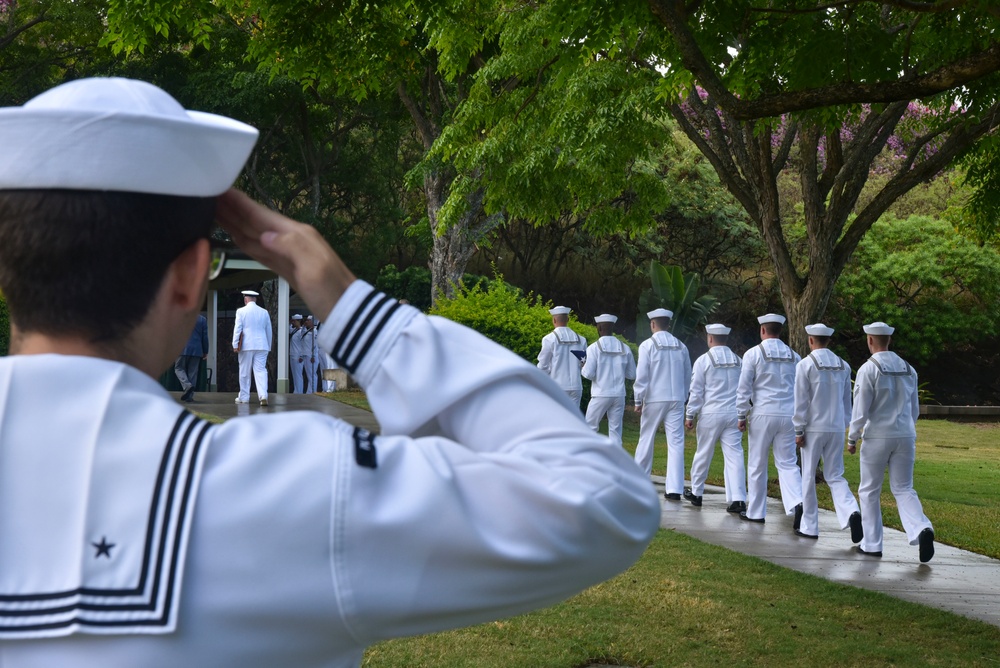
[632,308,691,499]
[792,324,862,542]
[848,322,934,562]
[232,289,272,405]
[685,323,746,512]
[302,315,319,393]
[289,313,306,393]
[0,77,661,667]
[736,313,804,526]
[537,305,587,405]
[581,314,636,447]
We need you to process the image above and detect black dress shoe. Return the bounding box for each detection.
[683,487,702,506]
[849,511,864,544]
[794,530,819,539]
[793,503,803,531]
[918,528,935,563]
[855,545,882,558]
[180,387,194,402]
[726,501,747,514]
[739,511,765,523]
[664,492,681,501]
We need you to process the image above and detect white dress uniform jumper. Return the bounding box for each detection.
[736,338,803,521]
[581,336,636,448]
[792,348,859,538]
[632,331,691,493]
[0,282,661,666]
[686,346,746,504]
[537,327,587,404]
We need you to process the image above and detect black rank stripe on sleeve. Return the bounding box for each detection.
[330,289,401,375]
[0,412,211,637]
[353,427,378,470]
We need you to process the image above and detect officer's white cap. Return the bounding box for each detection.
[305,315,314,320]
[705,323,731,335]
[241,290,259,297]
[757,313,786,325]
[805,323,834,336]
[549,306,572,316]
[647,308,673,319]
[291,314,302,320]
[594,314,618,324]
[0,77,259,196]
[863,321,895,335]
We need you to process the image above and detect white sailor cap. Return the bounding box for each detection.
[549,306,572,316]
[0,77,258,197]
[863,321,895,335]
[757,313,786,325]
[291,314,302,320]
[305,315,314,321]
[647,308,673,319]
[805,323,834,336]
[705,323,731,335]
[594,314,618,324]
[241,290,259,297]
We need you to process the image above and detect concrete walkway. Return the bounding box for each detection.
[653,476,1000,628]
[177,391,1000,629]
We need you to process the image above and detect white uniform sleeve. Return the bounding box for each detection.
[537,334,553,374]
[317,282,660,642]
[685,356,706,419]
[848,363,875,443]
[792,359,810,435]
[682,344,692,400]
[911,367,920,428]
[581,345,597,381]
[231,309,244,350]
[735,349,756,420]
[842,366,853,431]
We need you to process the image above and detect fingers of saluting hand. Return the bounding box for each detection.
[216,189,355,317]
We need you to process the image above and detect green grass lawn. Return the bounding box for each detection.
[318,392,1000,666]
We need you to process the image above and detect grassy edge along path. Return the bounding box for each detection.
[364,531,1000,668]
[323,390,1000,560]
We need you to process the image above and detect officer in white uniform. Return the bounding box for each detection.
[848,322,934,562]
[581,314,636,447]
[685,323,746,513]
[537,305,587,405]
[736,313,803,525]
[232,289,272,405]
[302,316,319,393]
[0,77,661,666]
[632,308,691,499]
[289,313,306,393]
[792,323,861,542]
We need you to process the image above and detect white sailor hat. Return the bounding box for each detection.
[863,321,895,335]
[241,290,259,297]
[757,313,786,325]
[305,315,314,321]
[291,314,303,320]
[647,308,673,319]
[0,77,258,196]
[549,306,572,316]
[805,323,834,336]
[594,314,618,324]
[705,323,731,335]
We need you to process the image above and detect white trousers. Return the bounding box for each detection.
[585,395,625,447]
[238,350,269,402]
[290,357,305,394]
[564,388,582,409]
[799,431,859,536]
[858,436,932,553]
[746,415,802,520]
[689,413,745,502]
[305,358,317,393]
[634,401,685,493]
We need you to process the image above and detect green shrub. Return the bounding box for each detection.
[375,264,433,311]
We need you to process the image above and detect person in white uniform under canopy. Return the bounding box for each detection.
[0,77,661,667]
[581,314,636,448]
[537,305,587,406]
[632,308,691,500]
[792,323,862,543]
[685,323,746,513]
[232,288,272,405]
[848,322,934,562]
[736,313,804,527]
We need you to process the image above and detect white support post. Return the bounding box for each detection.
[277,276,290,393]
[207,290,219,392]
